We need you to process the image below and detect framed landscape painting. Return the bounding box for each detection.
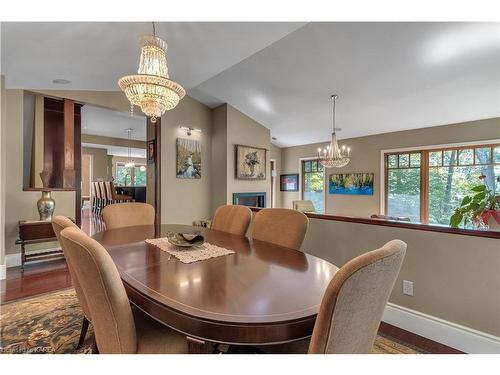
[329,173,374,195]
[176,138,201,179]
[235,144,267,180]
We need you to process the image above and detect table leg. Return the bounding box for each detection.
[186,336,214,354]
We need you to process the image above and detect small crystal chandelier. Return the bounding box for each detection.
[318,95,351,168]
[124,128,135,168]
[118,22,185,123]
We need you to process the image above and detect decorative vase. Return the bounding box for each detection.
[37,190,55,221]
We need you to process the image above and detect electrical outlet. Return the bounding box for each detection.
[403,280,414,296]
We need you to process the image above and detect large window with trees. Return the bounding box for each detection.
[385,143,500,225]
[115,163,147,186]
[302,159,324,212]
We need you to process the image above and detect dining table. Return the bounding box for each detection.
[92,224,338,353]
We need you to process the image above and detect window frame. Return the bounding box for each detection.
[115,162,147,186]
[301,158,326,212]
[381,140,500,224]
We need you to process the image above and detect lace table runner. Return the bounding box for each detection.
[145,237,235,264]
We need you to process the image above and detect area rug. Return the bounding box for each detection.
[0,289,424,354]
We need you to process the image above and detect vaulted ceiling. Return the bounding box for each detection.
[2,22,499,147]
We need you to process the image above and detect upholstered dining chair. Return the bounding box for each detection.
[102,202,155,230]
[52,216,91,349]
[211,205,252,236]
[109,181,133,203]
[260,240,407,354]
[251,208,309,250]
[59,226,188,354]
[292,200,316,213]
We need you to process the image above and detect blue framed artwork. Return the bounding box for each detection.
[329,173,374,195]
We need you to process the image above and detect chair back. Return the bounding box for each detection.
[212,205,252,236]
[104,181,113,201]
[102,202,155,229]
[52,216,92,321]
[292,200,316,213]
[98,181,106,200]
[308,240,406,354]
[59,226,137,354]
[251,208,309,250]
[91,182,96,199]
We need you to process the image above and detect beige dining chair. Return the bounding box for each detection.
[251,208,309,250]
[59,226,188,354]
[52,216,91,349]
[260,240,407,354]
[292,200,316,213]
[102,202,155,230]
[211,205,252,236]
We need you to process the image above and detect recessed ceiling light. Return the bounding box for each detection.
[52,79,71,84]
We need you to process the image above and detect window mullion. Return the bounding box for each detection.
[420,150,429,224]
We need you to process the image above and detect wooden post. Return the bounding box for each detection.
[63,99,75,188]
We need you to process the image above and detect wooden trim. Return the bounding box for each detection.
[23,187,76,192]
[249,207,500,239]
[305,212,500,239]
[378,322,464,354]
[154,118,161,226]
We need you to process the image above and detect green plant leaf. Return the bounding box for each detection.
[473,192,486,201]
[471,185,486,192]
[461,196,472,206]
[450,212,463,228]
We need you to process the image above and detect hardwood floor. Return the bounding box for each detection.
[0,207,464,354]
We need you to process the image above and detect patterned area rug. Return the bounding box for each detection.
[0,289,424,354]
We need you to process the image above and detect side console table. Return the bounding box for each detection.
[16,219,73,270]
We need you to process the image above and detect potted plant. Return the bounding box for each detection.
[450,184,500,229]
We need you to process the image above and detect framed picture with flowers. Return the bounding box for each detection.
[235,144,267,180]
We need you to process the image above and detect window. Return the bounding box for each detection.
[302,159,324,212]
[115,163,147,186]
[385,143,500,225]
[386,152,421,222]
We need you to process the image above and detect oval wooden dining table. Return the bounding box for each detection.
[92,224,338,353]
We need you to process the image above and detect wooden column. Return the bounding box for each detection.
[154,118,161,226]
[63,99,75,188]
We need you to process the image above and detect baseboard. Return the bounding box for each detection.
[6,247,62,268]
[0,263,5,280]
[383,302,500,354]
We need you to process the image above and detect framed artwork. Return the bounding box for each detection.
[176,138,201,179]
[147,140,155,163]
[280,174,299,191]
[235,144,267,180]
[329,173,374,195]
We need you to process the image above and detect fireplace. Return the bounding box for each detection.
[232,192,266,208]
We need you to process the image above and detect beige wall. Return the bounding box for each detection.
[281,117,500,214]
[161,95,213,225]
[81,147,110,182]
[81,134,146,149]
[270,143,282,208]
[210,105,228,212]
[226,105,271,206]
[302,218,500,336]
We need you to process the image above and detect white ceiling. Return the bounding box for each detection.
[82,142,146,159]
[81,104,146,140]
[2,22,499,147]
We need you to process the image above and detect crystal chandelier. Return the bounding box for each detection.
[318,95,351,168]
[118,23,185,123]
[124,128,135,168]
